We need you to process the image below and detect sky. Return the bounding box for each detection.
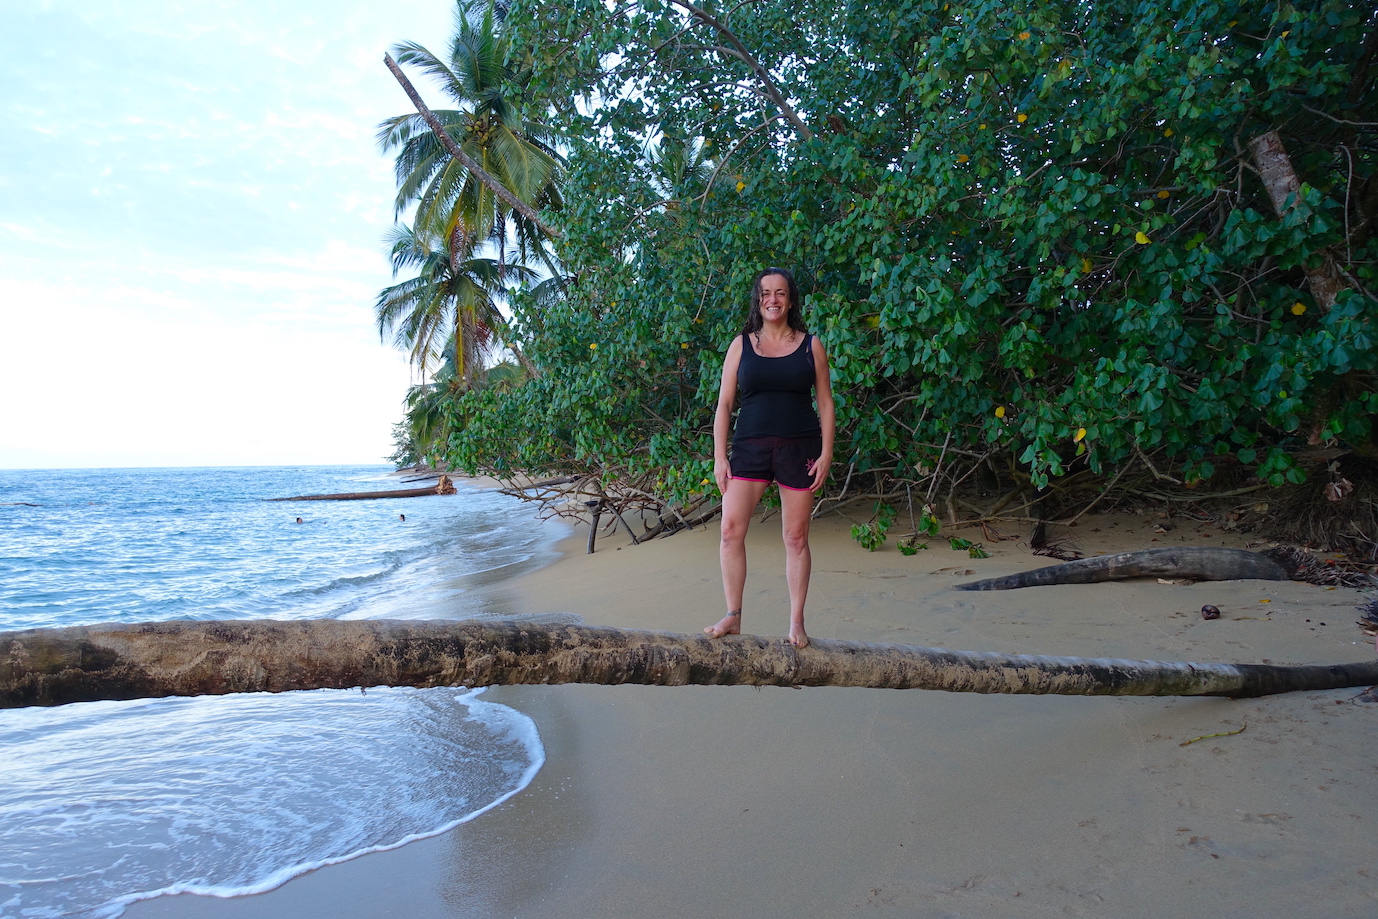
[0,0,461,468]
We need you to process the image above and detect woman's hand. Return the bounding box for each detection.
[714,456,732,495]
[805,452,832,492]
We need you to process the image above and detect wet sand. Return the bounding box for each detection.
[130,509,1378,918]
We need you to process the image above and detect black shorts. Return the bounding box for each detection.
[729,435,822,491]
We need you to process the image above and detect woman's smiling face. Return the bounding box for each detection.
[758,273,791,323]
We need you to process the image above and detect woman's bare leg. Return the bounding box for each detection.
[706,477,768,638]
[779,486,815,648]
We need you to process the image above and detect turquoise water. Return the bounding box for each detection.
[0,466,567,918]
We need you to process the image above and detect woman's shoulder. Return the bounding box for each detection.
[720,333,745,367]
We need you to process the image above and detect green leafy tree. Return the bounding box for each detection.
[443,0,1376,510]
[387,420,423,469]
[394,351,531,468]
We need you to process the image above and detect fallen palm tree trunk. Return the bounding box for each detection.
[956,547,1291,590]
[3,619,1376,709]
[400,470,454,483]
[268,476,457,502]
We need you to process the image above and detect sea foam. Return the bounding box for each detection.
[0,466,564,917]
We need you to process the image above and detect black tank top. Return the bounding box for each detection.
[733,332,821,442]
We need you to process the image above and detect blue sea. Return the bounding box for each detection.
[0,466,570,919]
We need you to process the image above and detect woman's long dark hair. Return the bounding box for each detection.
[743,267,807,335]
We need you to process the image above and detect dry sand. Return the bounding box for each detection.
[131,506,1378,918]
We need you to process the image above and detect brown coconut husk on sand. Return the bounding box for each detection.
[1357,597,1378,638]
[1260,455,1378,560]
[1262,545,1378,589]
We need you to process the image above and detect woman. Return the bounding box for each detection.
[703,267,835,648]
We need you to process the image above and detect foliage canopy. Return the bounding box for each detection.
[435,0,1378,512]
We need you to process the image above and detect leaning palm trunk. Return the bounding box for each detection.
[3,620,1376,709]
[383,54,561,241]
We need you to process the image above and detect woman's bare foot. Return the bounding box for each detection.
[789,622,809,649]
[704,610,741,638]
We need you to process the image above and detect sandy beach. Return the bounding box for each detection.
[130,505,1378,918]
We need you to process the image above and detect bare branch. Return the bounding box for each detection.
[1299,102,1378,127]
[667,0,815,141]
[698,115,782,202]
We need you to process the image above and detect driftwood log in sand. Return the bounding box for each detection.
[268,476,457,502]
[3,619,1376,709]
[956,547,1291,591]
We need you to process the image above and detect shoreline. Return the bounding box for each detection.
[130,506,1378,918]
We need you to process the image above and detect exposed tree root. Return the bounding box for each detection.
[469,448,1378,573]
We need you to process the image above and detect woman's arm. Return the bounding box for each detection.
[807,335,835,492]
[713,336,744,495]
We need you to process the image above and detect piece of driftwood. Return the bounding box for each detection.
[956,547,1291,590]
[586,500,603,553]
[3,619,1376,709]
[401,471,453,483]
[268,476,457,502]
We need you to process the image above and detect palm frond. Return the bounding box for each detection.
[390,41,466,104]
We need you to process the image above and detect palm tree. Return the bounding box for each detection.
[398,350,529,465]
[400,376,457,468]
[648,131,715,204]
[377,0,563,277]
[375,222,534,387]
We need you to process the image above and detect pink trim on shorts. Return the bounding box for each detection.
[731,475,813,492]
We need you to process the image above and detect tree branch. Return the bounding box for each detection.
[1246,129,1345,311]
[698,115,781,202]
[667,0,815,141]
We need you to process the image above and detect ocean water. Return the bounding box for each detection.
[0,466,570,919]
